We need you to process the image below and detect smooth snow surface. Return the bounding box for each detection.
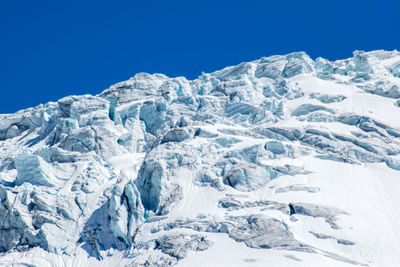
[1,50,400,266]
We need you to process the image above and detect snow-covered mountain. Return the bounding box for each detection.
[1,50,400,267]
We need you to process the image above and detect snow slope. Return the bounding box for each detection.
[0,50,400,266]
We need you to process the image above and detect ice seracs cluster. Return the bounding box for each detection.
[1,50,400,266]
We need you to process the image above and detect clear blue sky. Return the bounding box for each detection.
[1,0,398,113]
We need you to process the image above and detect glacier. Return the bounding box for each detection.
[0,50,400,266]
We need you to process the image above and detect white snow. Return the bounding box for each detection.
[0,50,400,266]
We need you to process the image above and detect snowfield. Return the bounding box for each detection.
[0,50,400,266]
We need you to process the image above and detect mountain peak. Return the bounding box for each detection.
[0,50,400,266]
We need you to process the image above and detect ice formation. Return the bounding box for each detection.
[0,50,400,266]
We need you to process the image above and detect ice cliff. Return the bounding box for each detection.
[1,50,400,266]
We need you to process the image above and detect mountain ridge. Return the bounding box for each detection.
[0,50,400,267]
